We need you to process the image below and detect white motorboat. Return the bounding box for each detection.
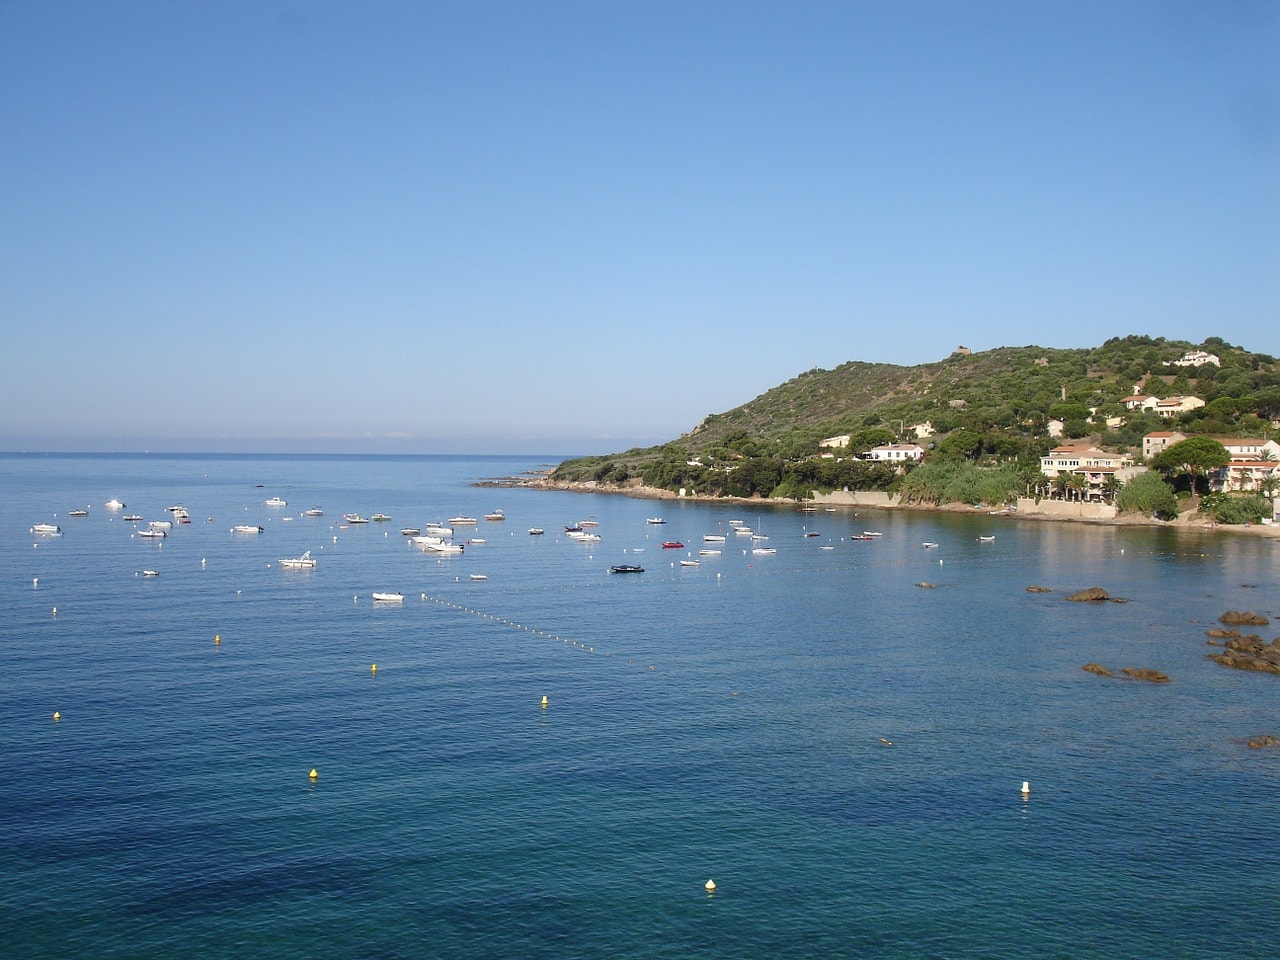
[484,511,505,521]
[232,524,263,534]
[69,508,88,517]
[646,517,666,524]
[703,534,727,542]
[699,549,721,556]
[752,547,777,555]
[105,498,125,510]
[448,516,478,525]
[371,592,403,602]
[371,513,391,522]
[304,508,324,517]
[148,520,172,531]
[978,535,996,542]
[424,541,464,554]
[400,528,421,536]
[142,569,159,577]
[122,514,142,522]
[344,514,369,524]
[922,542,940,549]
[469,574,488,581]
[528,527,545,535]
[680,559,700,566]
[263,497,287,507]
[279,550,317,569]
[31,522,62,535]
[425,525,453,537]
[138,528,166,538]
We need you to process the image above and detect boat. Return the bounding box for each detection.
[564,524,583,533]
[122,514,142,522]
[728,519,744,527]
[850,534,876,541]
[148,520,172,531]
[578,518,599,527]
[680,559,701,566]
[528,527,545,535]
[661,541,684,549]
[105,498,125,510]
[400,528,421,536]
[567,530,601,542]
[751,533,769,541]
[484,511,506,521]
[68,509,88,518]
[645,517,666,524]
[448,516,478,525]
[922,542,940,549]
[304,508,324,517]
[610,564,644,573]
[167,504,185,513]
[978,535,996,542]
[752,547,777,555]
[467,537,486,545]
[820,545,835,550]
[425,524,453,537]
[263,497,287,507]
[344,514,369,524]
[279,550,317,569]
[804,532,820,538]
[371,592,404,602]
[142,569,159,577]
[863,531,883,537]
[734,527,753,536]
[171,507,189,520]
[469,574,488,581]
[699,549,721,556]
[138,528,167,538]
[30,523,61,535]
[423,541,463,554]
[703,534,726,542]
[232,524,263,534]
[371,513,392,522]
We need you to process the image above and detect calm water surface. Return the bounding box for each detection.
[2,454,1277,959]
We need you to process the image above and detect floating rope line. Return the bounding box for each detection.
[416,593,617,660]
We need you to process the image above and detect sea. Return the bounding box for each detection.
[2,452,1276,960]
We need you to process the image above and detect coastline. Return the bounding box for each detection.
[490,473,1280,538]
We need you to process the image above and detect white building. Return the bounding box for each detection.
[1040,445,1132,478]
[1164,350,1220,368]
[864,443,926,462]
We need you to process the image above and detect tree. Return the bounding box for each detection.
[1115,471,1180,520]
[1150,437,1230,495]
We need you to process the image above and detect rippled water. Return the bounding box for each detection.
[2,454,1277,958]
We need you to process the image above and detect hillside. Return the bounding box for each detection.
[552,335,1280,500]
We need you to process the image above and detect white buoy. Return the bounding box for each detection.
[541,695,548,708]
[52,711,60,721]
[705,879,716,893]
[1021,780,1031,799]
[33,577,38,587]
[51,607,57,616]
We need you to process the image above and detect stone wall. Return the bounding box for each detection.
[1015,498,1117,520]
[809,490,902,507]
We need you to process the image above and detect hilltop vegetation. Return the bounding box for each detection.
[553,336,1280,503]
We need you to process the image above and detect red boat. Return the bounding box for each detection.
[661,541,684,549]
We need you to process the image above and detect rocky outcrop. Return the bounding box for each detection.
[1219,611,1270,626]
[915,581,936,589]
[1082,663,1114,676]
[1247,734,1280,749]
[1208,634,1280,675]
[1025,585,1053,593]
[1068,587,1109,602]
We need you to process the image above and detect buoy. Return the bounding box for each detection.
[309,769,318,781]
[1021,780,1030,799]
[880,738,893,746]
[32,577,38,587]
[51,607,57,616]
[52,711,60,721]
[541,695,548,708]
[371,663,377,674]
[214,634,221,645]
[705,879,716,893]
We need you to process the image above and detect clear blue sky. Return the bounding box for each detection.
[2,1,1277,454]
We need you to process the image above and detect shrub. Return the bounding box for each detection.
[1115,471,1180,520]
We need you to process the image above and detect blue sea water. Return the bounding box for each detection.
[1,453,1277,959]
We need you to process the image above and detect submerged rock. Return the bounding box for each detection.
[1122,667,1171,683]
[1082,663,1114,676]
[1025,585,1053,593]
[1068,587,1109,602]
[1247,734,1280,749]
[915,582,936,589]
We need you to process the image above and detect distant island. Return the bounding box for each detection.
[547,336,1280,528]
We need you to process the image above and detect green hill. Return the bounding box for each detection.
[553,335,1280,501]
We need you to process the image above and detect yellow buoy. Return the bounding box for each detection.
[371,663,378,674]
[705,879,716,893]
[540,695,549,708]
[214,634,221,645]
[52,711,60,721]
[309,769,318,781]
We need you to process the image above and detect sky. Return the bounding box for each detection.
[2,1,1277,454]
